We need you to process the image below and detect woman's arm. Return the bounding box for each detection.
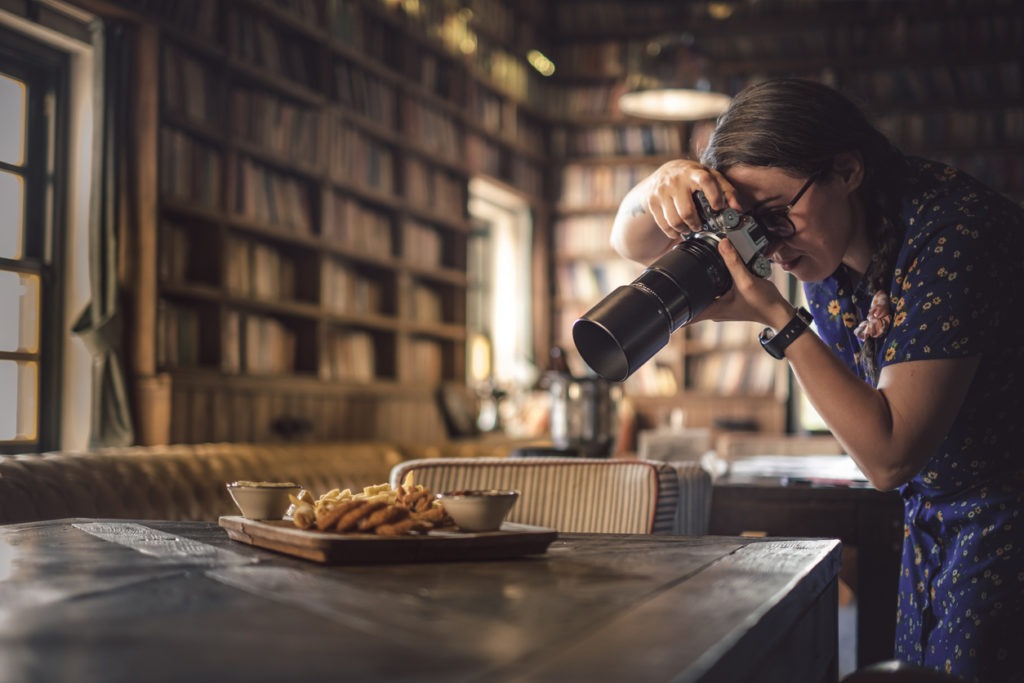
[718,240,980,491]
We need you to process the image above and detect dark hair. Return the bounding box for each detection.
[701,78,907,380]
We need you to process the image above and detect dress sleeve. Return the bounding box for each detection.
[881,210,995,367]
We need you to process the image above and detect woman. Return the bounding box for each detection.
[611,78,1024,682]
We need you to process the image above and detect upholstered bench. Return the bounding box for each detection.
[390,457,711,535]
[0,442,408,524]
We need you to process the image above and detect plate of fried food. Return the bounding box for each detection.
[219,473,557,564]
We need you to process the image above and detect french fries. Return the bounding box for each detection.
[288,472,451,536]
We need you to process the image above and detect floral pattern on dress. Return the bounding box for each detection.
[803,157,1024,683]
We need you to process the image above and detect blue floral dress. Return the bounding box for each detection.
[804,158,1024,682]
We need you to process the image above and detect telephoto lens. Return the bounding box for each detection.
[572,232,732,382]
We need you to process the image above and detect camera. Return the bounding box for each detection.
[572,191,773,382]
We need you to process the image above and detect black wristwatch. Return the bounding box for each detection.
[759,307,813,359]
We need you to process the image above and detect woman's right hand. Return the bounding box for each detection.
[611,159,740,264]
[645,160,740,239]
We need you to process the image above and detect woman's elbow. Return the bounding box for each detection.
[859,460,920,492]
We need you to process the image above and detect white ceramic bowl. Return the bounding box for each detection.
[226,481,302,520]
[437,490,519,532]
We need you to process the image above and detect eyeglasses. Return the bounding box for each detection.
[752,172,819,241]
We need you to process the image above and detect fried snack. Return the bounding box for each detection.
[412,505,448,525]
[293,471,452,536]
[376,517,430,536]
[316,498,363,531]
[336,500,387,533]
[357,504,408,531]
[292,503,316,529]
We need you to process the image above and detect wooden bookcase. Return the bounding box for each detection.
[120,0,550,443]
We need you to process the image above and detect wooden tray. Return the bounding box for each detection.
[219,516,558,565]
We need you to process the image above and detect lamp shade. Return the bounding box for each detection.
[618,35,731,121]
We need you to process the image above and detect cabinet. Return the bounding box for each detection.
[128,0,548,443]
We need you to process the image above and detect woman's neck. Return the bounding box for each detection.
[842,194,872,280]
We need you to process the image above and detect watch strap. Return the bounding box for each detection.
[759,307,813,359]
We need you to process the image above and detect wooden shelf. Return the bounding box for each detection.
[128,0,551,444]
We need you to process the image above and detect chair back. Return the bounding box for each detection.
[389,457,690,534]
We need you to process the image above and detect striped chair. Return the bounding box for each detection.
[388,457,711,535]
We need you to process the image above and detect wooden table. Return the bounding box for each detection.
[0,518,840,683]
[709,461,904,669]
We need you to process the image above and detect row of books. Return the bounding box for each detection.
[405,338,443,385]
[844,62,1022,104]
[404,157,465,212]
[402,99,463,164]
[409,283,444,325]
[321,328,377,382]
[163,46,221,127]
[687,350,778,397]
[234,157,314,234]
[559,163,658,209]
[545,85,619,120]
[159,220,219,287]
[465,133,501,178]
[360,15,405,72]
[330,125,396,193]
[228,11,316,89]
[467,86,506,135]
[236,312,298,376]
[555,260,641,305]
[404,220,444,269]
[322,192,395,258]
[266,0,327,27]
[160,128,222,210]
[414,45,462,101]
[876,107,1024,150]
[686,320,762,349]
[554,215,615,257]
[232,88,322,167]
[136,0,217,38]
[510,157,544,197]
[321,260,386,315]
[333,59,398,124]
[826,15,1024,57]
[551,124,684,158]
[156,301,203,369]
[225,236,297,302]
[551,41,625,79]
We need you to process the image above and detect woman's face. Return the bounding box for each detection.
[725,164,868,282]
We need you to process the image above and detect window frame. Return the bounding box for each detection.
[0,26,69,454]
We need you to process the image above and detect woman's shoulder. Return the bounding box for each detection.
[897,156,1024,256]
[901,156,1022,221]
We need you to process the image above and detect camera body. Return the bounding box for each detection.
[692,191,773,279]
[572,191,773,382]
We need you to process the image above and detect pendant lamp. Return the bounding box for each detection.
[618,34,731,121]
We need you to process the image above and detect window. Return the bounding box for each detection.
[466,177,534,388]
[0,27,67,453]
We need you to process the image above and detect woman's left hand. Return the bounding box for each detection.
[692,239,794,329]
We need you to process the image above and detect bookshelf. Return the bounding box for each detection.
[122,0,550,443]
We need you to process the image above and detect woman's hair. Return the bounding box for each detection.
[701,78,907,380]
